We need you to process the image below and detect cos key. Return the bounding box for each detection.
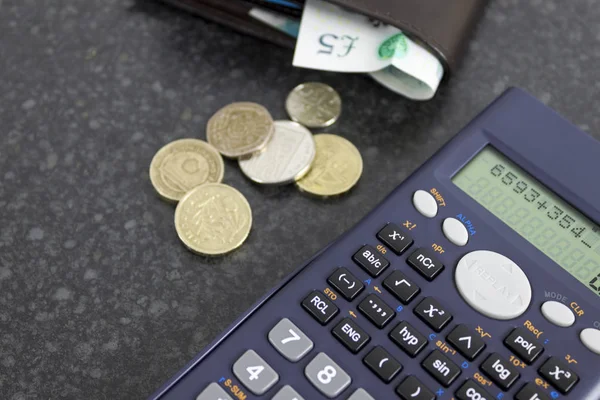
[455,380,494,400]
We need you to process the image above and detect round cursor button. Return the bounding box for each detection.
[455,250,532,320]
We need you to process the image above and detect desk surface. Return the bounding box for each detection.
[1,1,600,398]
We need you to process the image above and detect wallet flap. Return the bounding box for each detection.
[328,0,487,72]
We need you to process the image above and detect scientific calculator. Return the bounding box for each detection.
[150,88,600,400]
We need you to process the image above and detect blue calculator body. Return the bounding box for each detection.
[150,88,600,400]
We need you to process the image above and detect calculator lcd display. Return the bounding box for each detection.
[453,146,600,297]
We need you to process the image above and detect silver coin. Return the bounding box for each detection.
[285,82,342,128]
[238,121,316,185]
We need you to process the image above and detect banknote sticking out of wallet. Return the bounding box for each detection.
[159,0,488,100]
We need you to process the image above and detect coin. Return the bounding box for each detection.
[174,183,252,255]
[149,139,224,203]
[285,82,342,128]
[296,134,363,196]
[238,121,316,185]
[207,102,274,158]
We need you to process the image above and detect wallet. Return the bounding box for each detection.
[161,0,488,75]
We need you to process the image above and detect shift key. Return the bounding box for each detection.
[302,290,339,325]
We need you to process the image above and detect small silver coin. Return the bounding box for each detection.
[238,121,316,185]
[285,82,342,128]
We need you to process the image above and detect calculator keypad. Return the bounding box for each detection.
[304,352,351,398]
[268,318,313,362]
[183,187,590,400]
[195,382,233,400]
[232,350,279,395]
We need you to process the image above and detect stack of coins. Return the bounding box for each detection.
[149,82,363,256]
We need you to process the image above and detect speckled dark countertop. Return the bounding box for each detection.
[1,0,599,399]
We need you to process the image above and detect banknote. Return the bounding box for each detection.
[292,0,445,100]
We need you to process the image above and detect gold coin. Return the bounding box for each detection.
[174,183,252,255]
[286,82,342,128]
[296,134,363,196]
[150,139,224,203]
[207,102,274,158]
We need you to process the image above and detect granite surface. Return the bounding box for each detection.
[1,0,600,399]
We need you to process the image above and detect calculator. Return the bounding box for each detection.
[149,88,600,400]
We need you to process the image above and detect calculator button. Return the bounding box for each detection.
[363,346,402,383]
[377,223,413,255]
[195,382,233,400]
[515,382,551,400]
[504,327,544,364]
[332,318,370,354]
[421,350,461,387]
[272,385,305,400]
[358,293,395,328]
[442,217,469,246]
[304,352,351,398]
[383,270,420,304]
[268,318,313,362]
[302,290,339,325]
[396,376,435,400]
[538,357,579,394]
[456,250,532,320]
[541,301,575,327]
[414,297,452,332]
[446,324,486,361]
[353,245,390,277]
[580,327,600,354]
[455,379,494,400]
[327,268,364,301]
[347,388,375,400]
[480,353,520,391]
[413,190,438,218]
[407,248,444,281]
[389,321,428,357]
[232,350,279,395]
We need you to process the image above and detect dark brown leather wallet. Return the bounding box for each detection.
[161,0,488,74]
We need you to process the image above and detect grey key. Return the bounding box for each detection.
[268,318,314,362]
[347,388,375,400]
[232,350,279,395]
[196,382,233,400]
[272,385,305,400]
[305,352,351,398]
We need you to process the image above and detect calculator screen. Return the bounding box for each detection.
[453,146,600,297]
